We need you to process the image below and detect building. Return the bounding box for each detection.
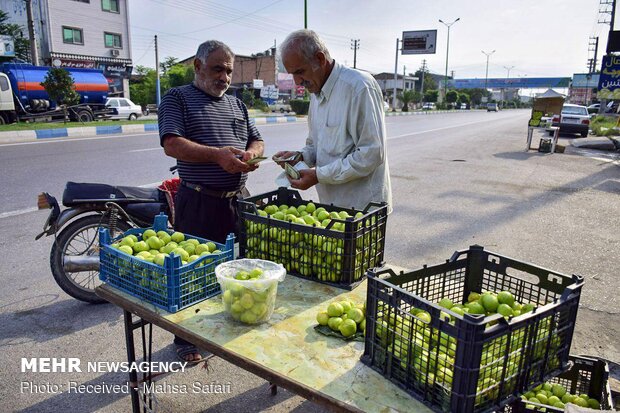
[1,0,133,97]
[373,72,418,108]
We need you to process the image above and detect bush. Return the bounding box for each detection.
[253,99,269,112]
[290,99,310,115]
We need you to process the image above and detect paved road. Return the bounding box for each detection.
[1,109,618,412]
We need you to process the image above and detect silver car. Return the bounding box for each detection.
[106,98,143,120]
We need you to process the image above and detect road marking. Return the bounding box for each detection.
[0,132,155,147]
[0,207,40,219]
[387,117,509,140]
[128,148,162,153]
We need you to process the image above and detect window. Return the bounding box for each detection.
[104,32,122,48]
[72,0,90,3]
[0,76,9,91]
[119,99,130,107]
[107,99,119,107]
[63,27,83,45]
[102,0,119,13]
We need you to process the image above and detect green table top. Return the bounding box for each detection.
[98,274,433,413]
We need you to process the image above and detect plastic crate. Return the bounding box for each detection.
[99,214,234,312]
[504,355,614,412]
[361,245,584,413]
[238,187,388,289]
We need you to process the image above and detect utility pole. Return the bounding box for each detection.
[25,0,39,65]
[351,39,360,69]
[304,0,308,28]
[419,60,427,102]
[392,38,400,111]
[155,35,161,106]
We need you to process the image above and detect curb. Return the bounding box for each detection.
[0,116,304,144]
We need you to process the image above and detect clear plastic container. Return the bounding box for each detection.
[215,259,286,324]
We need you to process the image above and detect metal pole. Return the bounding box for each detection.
[155,35,161,106]
[392,38,399,111]
[439,18,460,101]
[304,0,308,29]
[420,60,426,103]
[503,65,514,108]
[482,49,495,92]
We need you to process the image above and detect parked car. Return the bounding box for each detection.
[460,103,468,110]
[105,98,143,120]
[422,102,435,110]
[487,103,499,112]
[587,103,600,114]
[268,101,292,113]
[383,101,390,111]
[547,103,590,137]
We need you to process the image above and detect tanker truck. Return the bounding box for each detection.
[0,63,112,124]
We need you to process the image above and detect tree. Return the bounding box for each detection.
[241,88,255,108]
[424,89,439,103]
[457,92,470,106]
[167,64,194,88]
[40,68,80,122]
[414,69,437,93]
[160,56,179,74]
[397,89,418,111]
[446,90,458,108]
[0,10,30,62]
[129,68,157,108]
[134,65,150,76]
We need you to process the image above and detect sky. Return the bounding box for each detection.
[128,0,609,82]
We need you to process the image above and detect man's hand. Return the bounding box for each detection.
[288,168,318,190]
[273,151,301,168]
[217,146,254,173]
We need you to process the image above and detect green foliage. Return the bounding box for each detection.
[290,99,310,115]
[424,89,439,103]
[40,68,80,106]
[0,10,30,62]
[253,99,269,112]
[241,88,255,107]
[167,64,194,88]
[129,68,157,107]
[590,115,620,136]
[457,92,470,105]
[414,69,437,93]
[445,90,458,104]
[397,89,419,111]
[160,56,179,74]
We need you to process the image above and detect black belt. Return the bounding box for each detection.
[181,181,240,198]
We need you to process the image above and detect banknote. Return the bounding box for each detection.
[285,162,301,179]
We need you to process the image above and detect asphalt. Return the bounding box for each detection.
[1,111,619,154]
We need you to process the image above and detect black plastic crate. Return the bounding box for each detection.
[238,187,388,289]
[361,245,584,413]
[504,355,613,412]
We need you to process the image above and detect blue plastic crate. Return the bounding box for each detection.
[99,213,234,312]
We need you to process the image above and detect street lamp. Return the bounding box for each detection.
[482,49,495,92]
[439,18,460,100]
[502,65,514,107]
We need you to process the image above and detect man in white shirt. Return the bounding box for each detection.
[274,29,392,213]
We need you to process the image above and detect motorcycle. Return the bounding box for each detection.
[36,172,179,304]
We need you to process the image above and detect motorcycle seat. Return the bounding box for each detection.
[62,182,161,207]
[124,202,165,225]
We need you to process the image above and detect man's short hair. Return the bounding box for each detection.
[280,29,331,65]
[194,40,234,64]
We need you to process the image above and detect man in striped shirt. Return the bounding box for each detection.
[158,40,264,363]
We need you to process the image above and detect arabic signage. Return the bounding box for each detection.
[402,30,437,55]
[597,55,620,98]
[277,73,295,90]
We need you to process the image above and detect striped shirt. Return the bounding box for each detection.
[158,84,262,191]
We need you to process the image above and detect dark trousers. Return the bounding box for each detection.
[173,184,239,347]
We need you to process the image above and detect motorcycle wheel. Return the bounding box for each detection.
[50,214,131,304]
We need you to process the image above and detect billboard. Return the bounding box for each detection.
[598,55,620,98]
[0,35,15,57]
[402,30,436,55]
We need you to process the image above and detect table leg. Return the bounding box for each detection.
[123,310,141,413]
[269,382,278,396]
[526,127,533,151]
[551,127,559,154]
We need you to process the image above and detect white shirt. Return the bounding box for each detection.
[300,61,392,213]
